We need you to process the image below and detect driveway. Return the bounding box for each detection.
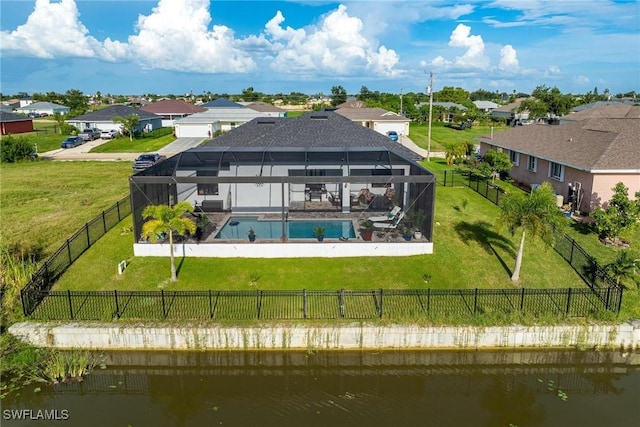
[158,137,205,155]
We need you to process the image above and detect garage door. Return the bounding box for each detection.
[176,124,209,138]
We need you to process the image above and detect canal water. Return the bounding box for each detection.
[2,349,639,426]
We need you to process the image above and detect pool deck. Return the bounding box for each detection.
[133,209,433,258]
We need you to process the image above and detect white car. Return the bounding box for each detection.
[100,129,118,139]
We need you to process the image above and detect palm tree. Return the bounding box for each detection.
[113,114,140,141]
[604,250,639,288]
[497,182,566,282]
[141,201,196,282]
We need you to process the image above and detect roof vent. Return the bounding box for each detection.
[310,114,328,120]
[257,119,276,124]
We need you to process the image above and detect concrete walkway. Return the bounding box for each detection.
[158,137,205,155]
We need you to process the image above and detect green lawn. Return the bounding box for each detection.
[0,161,132,255]
[55,183,582,294]
[90,128,176,153]
[4,119,70,153]
[409,122,508,152]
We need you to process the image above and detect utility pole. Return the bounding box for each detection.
[427,71,434,162]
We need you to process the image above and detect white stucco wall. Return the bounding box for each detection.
[9,321,640,351]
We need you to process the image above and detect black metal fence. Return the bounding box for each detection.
[21,196,131,316]
[26,287,621,321]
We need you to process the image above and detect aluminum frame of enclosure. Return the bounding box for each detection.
[130,146,436,243]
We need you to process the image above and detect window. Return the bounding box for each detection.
[197,171,219,195]
[527,156,537,172]
[549,162,564,181]
[509,150,519,166]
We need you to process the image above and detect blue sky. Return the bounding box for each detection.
[1,0,638,97]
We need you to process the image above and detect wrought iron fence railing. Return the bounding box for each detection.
[21,196,131,316]
[27,287,622,321]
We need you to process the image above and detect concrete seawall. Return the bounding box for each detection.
[9,321,640,351]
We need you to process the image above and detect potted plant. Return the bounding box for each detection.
[407,209,426,240]
[359,220,374,241]
[247,227,256,242]
[400,223,413,241]
[313,225,326,242]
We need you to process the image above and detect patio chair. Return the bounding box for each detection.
[368,206,401,222]
[372,211,405,229]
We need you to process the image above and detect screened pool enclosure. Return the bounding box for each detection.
[130,146,435,254]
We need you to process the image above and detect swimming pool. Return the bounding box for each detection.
[215,216,356,240]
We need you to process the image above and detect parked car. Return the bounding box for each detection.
[60,136,84,149]
[100,129,118,139]
[387,131,399,141]
[133,153,167,173]
[78,128,101,141]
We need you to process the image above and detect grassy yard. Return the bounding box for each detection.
[0,161,132,255]
[409,122,508,152]
[2,119,69,153]
[55,183,582,293]
[90,128,176,153]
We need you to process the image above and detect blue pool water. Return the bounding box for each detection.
[215,216,356,240]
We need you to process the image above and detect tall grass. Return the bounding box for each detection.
[1,242,41,326]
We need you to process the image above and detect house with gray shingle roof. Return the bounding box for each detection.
[477,105,640,213]
[130,111,436,257]
[66,105,162,134]
[15,101,70,116]
[174,106,275,138]
[335,107,410,137]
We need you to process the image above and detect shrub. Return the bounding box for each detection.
[0,136,36,163]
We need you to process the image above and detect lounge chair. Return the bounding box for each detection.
[368,206,401,222]
[373,211,405,229]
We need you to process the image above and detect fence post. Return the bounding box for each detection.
[20,289,28,316]
[605,287,611,310]
[161,290,166,319]
[474,288,478,314]
[565,288,572,315]
[256,290,262,319]
[520,288,525,311]
[303,289,307,319]
[114,290,120,319]
[67,290,74,320]
[66,239,72,264]
[85,223,90,246]
[117,200,121,221]
[208,290,213,319]
[379,288,383,318]
[569,238,575,265]
[102,212,107,233]
[427,288,431,315]
[339,289,345,318]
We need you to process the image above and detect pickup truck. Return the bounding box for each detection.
[78,128,101,141]
[132,153,167,173]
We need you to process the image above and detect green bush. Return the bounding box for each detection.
[0,136,36,163]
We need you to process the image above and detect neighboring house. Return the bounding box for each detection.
[491,100,529,125]
[141,100,206,127]
[571,100,633,113]
[19,98,33,108]
[201,98,244,109]
[473,100,499,112]
[243,102,288,118]
[174,106,273,138]
[0,111,34,135]
[66,105,162,134]
[130,111,436,257]
[477,105,640,213]
[335,107,410,137]
[15,101,70,116]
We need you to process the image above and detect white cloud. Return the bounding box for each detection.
[0,0,101,59]
[498,45,519,70]
[546,65,561,75]
[262,5,399,77]
[430,24,489,70]
[573,75,590,85]
[125,0,255,73]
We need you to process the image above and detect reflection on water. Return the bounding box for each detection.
[3,349,639,427]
